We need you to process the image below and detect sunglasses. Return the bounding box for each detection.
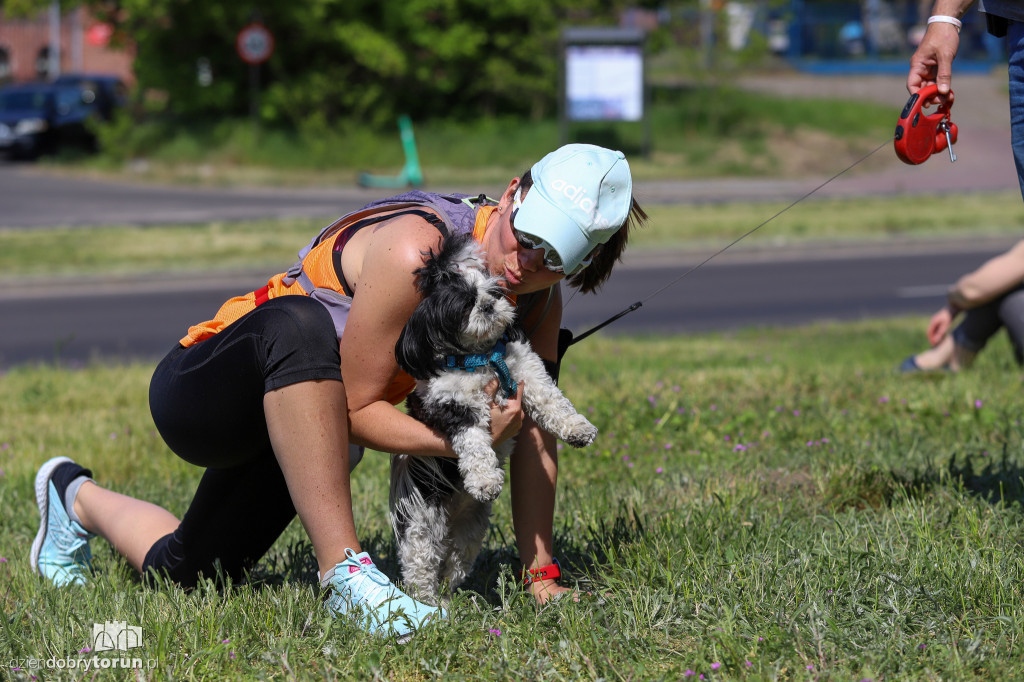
[510,188,600,275]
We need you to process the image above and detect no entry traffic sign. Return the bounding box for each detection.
[236,23,275,65]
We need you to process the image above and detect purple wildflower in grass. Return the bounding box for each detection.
[684,670,695,677]
[109,432,117,439]
[975,399,983,409]
[648,396,657,406]
[673,385,681,392]
[793,409,801,417]
[0,442,9,450]
[677,407,686,414]
[919,644,926,650]
[878,396,889,404]
[710,404,718,411]
[664,443,672,450]
[230,651,236,660]
[711,662,721,670]
[746,661,753,668]
[221,639,230,644]
[12,667,22,672]
[627,462,634,468]
[622,454,630,461]
[724,435,731,441]
[656,467,664,474]
[807,665,814,671]
[0,557,7,563]
[654,418,661,425]
[806,440,815,447]
[489,628,502,636]
[79,646,91,654]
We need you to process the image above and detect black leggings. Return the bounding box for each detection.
[144,296,342,588]
[952,283,1024,366]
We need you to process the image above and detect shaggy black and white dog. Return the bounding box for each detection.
[389,232,597,603]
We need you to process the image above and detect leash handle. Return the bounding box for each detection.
[894,83,957,165]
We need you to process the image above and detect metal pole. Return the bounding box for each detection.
[250,63,260,125]
[48,0,61,79]
[71,7,83,73]
[558,32,568,147]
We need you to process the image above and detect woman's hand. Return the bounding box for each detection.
[927,306,955,346]
[488,380,524,446]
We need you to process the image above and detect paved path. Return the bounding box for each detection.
[1,71,1020,368]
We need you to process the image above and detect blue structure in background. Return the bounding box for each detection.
[777,0,1004,74]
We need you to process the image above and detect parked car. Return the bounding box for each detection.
[0,82,99,158]
[52,73,127,121]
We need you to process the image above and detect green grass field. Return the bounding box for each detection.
[3,319,1024,680]
[2,192,1022,281]
[73,83,897,188]
[5,78,1024,678]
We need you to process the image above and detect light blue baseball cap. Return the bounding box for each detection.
[513,143,632,275]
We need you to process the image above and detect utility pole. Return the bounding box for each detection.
[48,0,61,79]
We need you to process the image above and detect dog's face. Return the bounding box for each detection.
[396,234,517,379]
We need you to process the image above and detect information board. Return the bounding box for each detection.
[565,44,644,122]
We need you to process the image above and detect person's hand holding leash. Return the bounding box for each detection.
[907,2,973,95]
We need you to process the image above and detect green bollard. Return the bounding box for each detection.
[358,115,424,188]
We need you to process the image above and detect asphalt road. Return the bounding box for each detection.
[0,240,1010,369]
[0,162,372,228]
[0,68,1019,371]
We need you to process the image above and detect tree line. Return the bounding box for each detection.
[6,0,653,127]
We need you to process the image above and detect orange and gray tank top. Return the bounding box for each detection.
[179,191,496,404]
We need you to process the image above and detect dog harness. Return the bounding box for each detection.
[440,334,517,398]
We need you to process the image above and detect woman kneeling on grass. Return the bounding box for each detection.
[28,143,648,640]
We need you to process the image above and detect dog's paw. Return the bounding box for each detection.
[464,468,505,502]
[561,415,598,448]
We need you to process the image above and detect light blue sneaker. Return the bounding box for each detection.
[30,457,95,586]
[322,548,445,640]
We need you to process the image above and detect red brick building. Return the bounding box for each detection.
[0,6,133,85]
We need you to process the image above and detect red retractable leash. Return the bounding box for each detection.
[561,83,962,353]
[894,82,958,164]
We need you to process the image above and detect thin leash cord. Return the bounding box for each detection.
[567,136,894,347]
